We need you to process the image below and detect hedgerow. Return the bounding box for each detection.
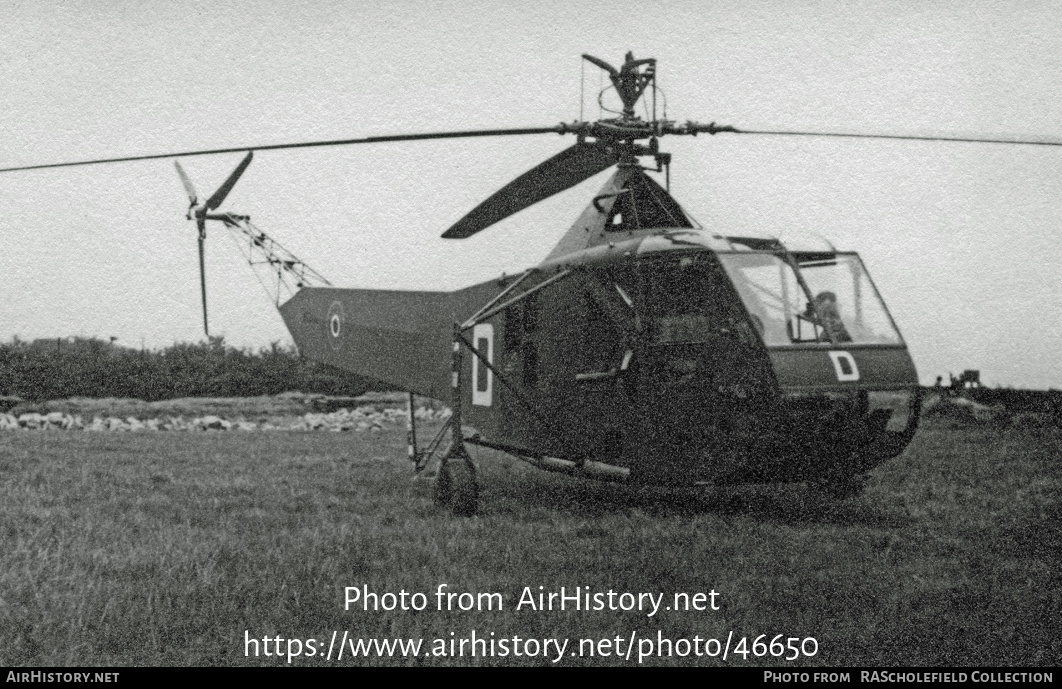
[0,337,372,401]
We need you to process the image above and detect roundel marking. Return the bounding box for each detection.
[326,300,344,351]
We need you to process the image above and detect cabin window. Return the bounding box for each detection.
[718,252,903,346]
[643,254,732,344]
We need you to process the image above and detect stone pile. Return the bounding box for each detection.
[0,405,450,433]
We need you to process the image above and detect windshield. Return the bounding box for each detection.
[718,253,903,346]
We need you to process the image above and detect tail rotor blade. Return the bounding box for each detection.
[197,220,209,337]
[174,160,198,205]
[206,151,253,210]
[442,143,618,239]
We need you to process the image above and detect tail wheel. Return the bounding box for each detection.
[434,446,479,517]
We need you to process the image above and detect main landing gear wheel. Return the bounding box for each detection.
[434,444,479,517]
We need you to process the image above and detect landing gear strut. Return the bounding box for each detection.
[433,324,480,516]
[406,324,483,516]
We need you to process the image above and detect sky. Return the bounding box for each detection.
[1,0,1060,388]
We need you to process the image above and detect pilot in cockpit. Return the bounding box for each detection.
[805,291,852,343]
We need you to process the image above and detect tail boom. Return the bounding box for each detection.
[279,287,456,398]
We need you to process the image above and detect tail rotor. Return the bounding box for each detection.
[174,151,253,337]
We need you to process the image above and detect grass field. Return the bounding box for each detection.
[1,420,1059,666]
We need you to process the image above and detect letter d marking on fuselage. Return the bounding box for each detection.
[828,350,860,382]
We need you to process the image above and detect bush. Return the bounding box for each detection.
[0,337,372,401]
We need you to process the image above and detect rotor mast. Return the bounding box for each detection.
[582,52,657,121]
[559,53,738,163]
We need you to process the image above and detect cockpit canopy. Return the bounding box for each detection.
[718,252,903,346]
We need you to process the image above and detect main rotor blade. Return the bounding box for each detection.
[205,151,253,210]
[721,126,1062,147]
[197,223,209,337]
[442,143,619,239]
[0,127,565,174]
[174,160,198,205]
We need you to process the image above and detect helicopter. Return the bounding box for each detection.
[3,52,1060,516]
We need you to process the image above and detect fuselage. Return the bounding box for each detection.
[280,226,920,487]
